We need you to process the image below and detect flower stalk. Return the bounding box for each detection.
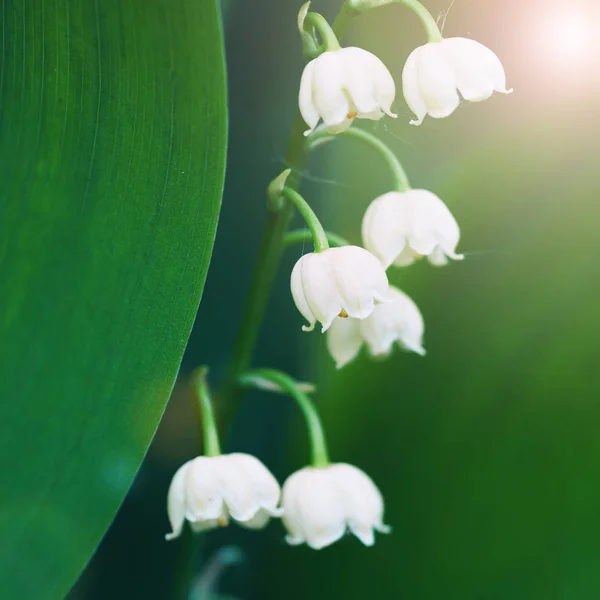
[281,187,329,252]
[284,229,349,249]
[348,0,442,42]
[240,369,330,468]
[192,367,221,457]
[306,127,411,192]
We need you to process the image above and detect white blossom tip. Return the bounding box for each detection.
[302,322,316,332]
[376,523,392,535]
[409,117,424,126]
[165,532,179,542]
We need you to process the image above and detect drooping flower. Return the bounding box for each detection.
[402,37,512,125]
[362,189,463,267]
[291,246,390,333]
[299,46,396,135]
[165,453,283,540]
[326,285,425,368]
[282,463,390,549]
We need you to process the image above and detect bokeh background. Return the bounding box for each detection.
[70,0,600,598]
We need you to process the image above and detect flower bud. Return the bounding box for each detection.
[402,37,512,125]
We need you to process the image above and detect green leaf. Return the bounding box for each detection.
[0,1,226,598]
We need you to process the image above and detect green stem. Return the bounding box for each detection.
[346,0,442,42]
[284,229,349,249]
[240,369,330,468]
[192,367,221,457]
[218,10,357,409]
[281,187,329,252]
[303,12,341,51]
[306,127,411,192]
[391,0,442,42]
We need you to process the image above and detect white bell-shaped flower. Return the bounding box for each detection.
[326,285,425,368]
[291,245,390,333]
[299,46,396,135]
[362,189,463,268]
[402,37,512,125]
[165,453,283,540]
[282,463,390,549]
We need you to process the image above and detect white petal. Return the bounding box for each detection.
[328,246,389,320]
[443,37,511,101]
[326,316,364,368]
[311,51,351,130]
[403,42,459,124]
[296,252,343,332]
[362,192,409,268]
[184,457,226,522]
[328,463,390,546]
[401,47,427,126]
[221,453,282,526]
[165,461,192,541]
[360,286,426,357]
[404,189,461,260]
[299,59,320,134]
[282,467,346,550]
[291,255,318,332]
[340,47,395,118]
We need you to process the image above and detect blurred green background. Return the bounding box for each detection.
[69,0,600,598]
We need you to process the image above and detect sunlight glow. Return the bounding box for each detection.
[539,11,595,66]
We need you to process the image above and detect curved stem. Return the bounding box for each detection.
[393,0,442,42]
[303,12,341,51]
[284,229,349,249]
[192,367,221,457]
[306,127,411,192]
[240,369,330,468]
[281,187,329,253]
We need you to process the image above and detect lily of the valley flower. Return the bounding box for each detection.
[282,463,390,549]
[326,285,425,368]
[299,46,397,135]
[403,37,512,125]
[165,453,283,540]
[362,189,463,267]
[291,246,390,333]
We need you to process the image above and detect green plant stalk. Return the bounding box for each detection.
[348,0,442,42]
[284,229,350,249]
[240,369,330,467]
[392,0,442,42]
[306,127,411,192]
[192,367,221,457]
[281,187,330,252]
[219,5,356,408]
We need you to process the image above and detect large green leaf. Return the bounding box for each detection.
[0,1,226,597]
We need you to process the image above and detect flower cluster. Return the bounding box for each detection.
[166,0,510,557]
[166,453,389,550]
[290,1,510,368]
